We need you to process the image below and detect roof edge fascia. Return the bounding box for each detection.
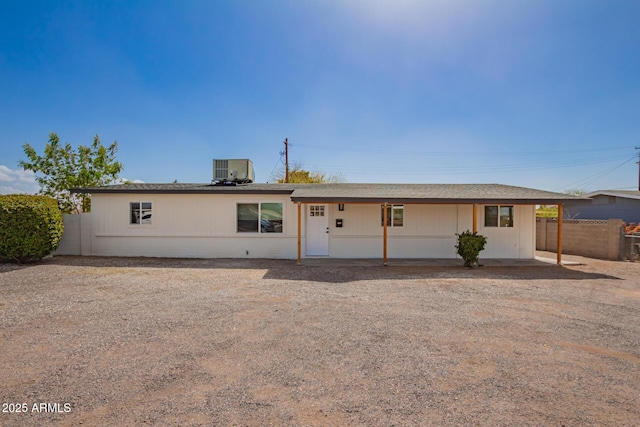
[289,197,579,204]
[71,187,295,195]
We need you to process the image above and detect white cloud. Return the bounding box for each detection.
[0,165,35,182]
[0,165,39,194]
[116,177,145,184]
[0,167,146,195]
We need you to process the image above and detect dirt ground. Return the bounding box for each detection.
[1,253,639,426]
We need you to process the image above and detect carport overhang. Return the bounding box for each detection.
[290,185,584,266]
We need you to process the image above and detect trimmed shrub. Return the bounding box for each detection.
[0,195,63,263]
[455,230,488,268]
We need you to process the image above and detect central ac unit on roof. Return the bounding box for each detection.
[212,159,254,183]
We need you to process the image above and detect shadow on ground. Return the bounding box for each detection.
[0,256,621,283]
[0,263,37,274]
[261,265,621,283]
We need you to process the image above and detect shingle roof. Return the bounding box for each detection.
[584,190,640,200]
[289,183,583,204]
[74,182,584,204]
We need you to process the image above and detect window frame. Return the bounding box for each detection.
[130,201,153,225]
[236,202,284,234]
[484,205,514,228]
[381,204,404,227]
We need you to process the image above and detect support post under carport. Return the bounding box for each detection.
[297,202,302,265]
[473,204,477,233]
[383,202,388,266]
[557,204,563,265]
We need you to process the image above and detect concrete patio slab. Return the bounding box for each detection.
[298,257,579,267]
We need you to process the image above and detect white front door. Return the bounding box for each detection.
[306,204,329,256]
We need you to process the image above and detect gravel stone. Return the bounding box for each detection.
[0,253,638,426]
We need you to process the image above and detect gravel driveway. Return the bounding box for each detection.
[1,254,639,426]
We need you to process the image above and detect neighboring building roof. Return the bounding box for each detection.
[583,190,640,201]
[74,183,584,204]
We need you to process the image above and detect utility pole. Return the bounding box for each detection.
[284,138,289,183]
[636,146,640,191]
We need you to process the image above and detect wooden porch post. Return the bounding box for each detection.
[557,204,563,265]
[472,204,477,233]
[297,202,302,265]
[383,202,388,266]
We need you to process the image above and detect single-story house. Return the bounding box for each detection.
[564,190,640,223]
[68,182,582,264]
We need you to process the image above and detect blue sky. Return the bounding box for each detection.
[1,0,639,194]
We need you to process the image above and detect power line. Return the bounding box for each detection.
[636,146,640,191]
[285,142,636,188]
[555,155,638,191]
[293,143,635,157]
[307,154,632,175]
[268,156,284,181]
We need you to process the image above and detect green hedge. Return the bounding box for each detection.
[0,195,63,263]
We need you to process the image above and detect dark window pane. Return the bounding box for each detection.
[130,202,140,224]
[381,205,391,226]
[237,203,259,232]
[484,206,498,227]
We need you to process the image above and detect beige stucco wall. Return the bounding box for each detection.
[478,205,535,258]
[59,194,537,259]
[326,204,469,258]
[325,203,535,259]
[89,193,301,259]
[54,213,92,256]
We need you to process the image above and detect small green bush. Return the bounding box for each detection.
[0,195,63,263]
[455,230,488,268]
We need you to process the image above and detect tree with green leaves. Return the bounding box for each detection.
[536,189,586,218]
[272,162,345,184]
[20,132,124,214]
[536,205,558,218]
[564,188,586,197]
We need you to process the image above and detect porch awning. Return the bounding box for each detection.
[290,183,585,204]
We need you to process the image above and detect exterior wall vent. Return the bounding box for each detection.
[212,159,254,184]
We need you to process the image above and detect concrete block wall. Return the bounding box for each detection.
[536,218,624,260]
